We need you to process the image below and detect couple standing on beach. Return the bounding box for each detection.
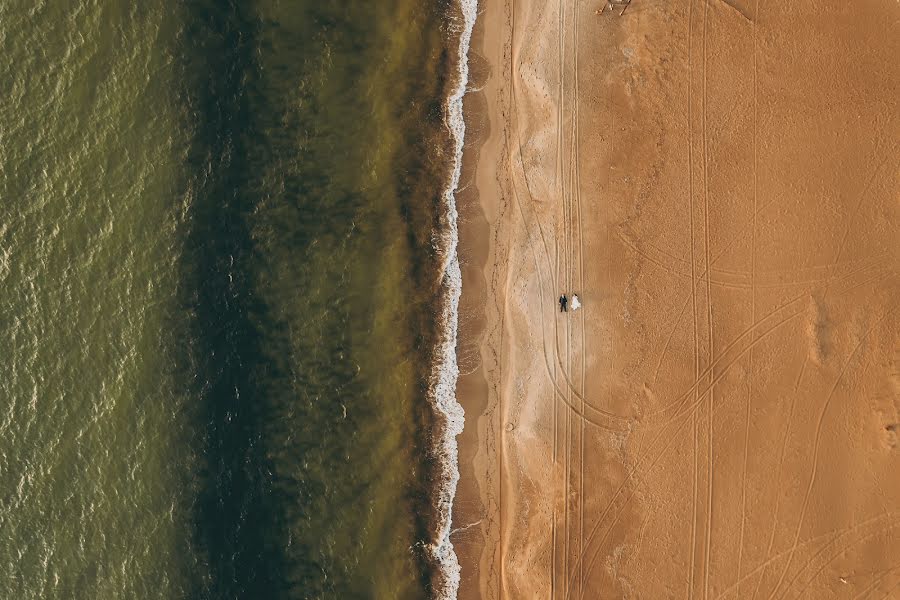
[558,293,581,312]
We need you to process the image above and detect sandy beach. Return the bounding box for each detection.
[452,0,900,598]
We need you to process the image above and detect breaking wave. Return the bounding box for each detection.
[429,0,477,598]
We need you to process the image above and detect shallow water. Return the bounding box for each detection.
[0,1,458,597]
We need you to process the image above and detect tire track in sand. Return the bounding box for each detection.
[506,21,627,434]
[557,2,573,595]
[760,149,896,599]
[781,520,900,600]
[508,90,619,434]
[700,2,716,597]
[686,0,701,595]
[736,1,760,592]
[766,304,900,600]
[712,511,900,599]
[505,1,563,596]
[565,291,813,600]
[571,1,587,594]
[687,0,700,597]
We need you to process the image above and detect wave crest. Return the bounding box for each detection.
[429,0,477,598]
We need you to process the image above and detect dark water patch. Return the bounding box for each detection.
[176,1,454,597]
[177,4,282,597]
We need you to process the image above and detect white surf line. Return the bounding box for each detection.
[430,1,477,599]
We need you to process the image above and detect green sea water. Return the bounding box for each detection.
[0,1,458,598]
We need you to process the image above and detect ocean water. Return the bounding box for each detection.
[0,1,471,598]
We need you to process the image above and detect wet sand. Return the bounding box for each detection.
[453,0,900,598]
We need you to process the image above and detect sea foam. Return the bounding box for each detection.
[429,0,477,598]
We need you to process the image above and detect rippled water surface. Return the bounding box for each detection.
[0,1,455,597]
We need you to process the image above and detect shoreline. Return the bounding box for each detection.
[451,0,508,597]
[430,0,478,598]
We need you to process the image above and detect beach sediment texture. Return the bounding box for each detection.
[453,0,900,597]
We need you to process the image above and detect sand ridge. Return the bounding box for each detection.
[454,0,899,598]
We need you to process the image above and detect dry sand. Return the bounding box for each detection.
[452,0,900,598]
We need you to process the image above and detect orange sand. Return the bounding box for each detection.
[453,0,900,598]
